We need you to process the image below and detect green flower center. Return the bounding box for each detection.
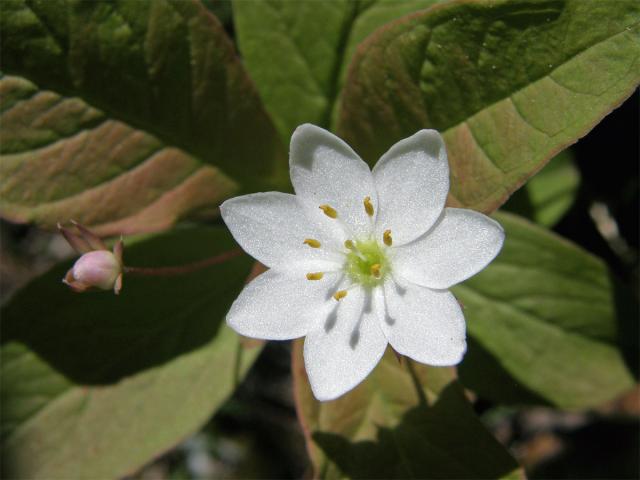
[345,239,389,287]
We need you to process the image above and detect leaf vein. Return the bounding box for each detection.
[465,122,506,174]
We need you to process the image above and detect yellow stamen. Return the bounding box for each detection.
[333,290,348,301]
[370,263,381,278]
[306,272,324,281]
[344,240,355,250]
[319,204,337,219]
[363,196,374,217]
[383,229,393,246]
[303,238,321,248]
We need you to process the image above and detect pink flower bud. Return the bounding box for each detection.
[59,221,125,294]
[64,250,122,293]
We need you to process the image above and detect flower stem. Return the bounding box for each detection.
[405,357,428,406]
[123,248,244,276]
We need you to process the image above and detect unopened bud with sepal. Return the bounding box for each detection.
[58,221,124,294]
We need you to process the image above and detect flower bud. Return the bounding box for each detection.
[59,221,124,294]
[64,250,122,293]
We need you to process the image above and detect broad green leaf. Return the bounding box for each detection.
[0,0,285,235]
[455,212,638,409]
[0,74,235,236]
[337,0,443,88]
[1,227,259,478]
[337,0,640,213]
[233,0,353,144]
[233,0,441,144]
[503,149,580,227]
[293,342,522,479]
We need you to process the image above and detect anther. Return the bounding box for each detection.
[319,204,337,219]
[383,229,393,246]
[363,196,374,217]
[303,238,321,248]
[370,263,381,278]
[333,290,348,301]
[344,240,355,250]
[306,272,324,281]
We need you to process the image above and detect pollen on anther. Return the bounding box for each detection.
[370,263,381,278]
[306,272,324,281]
[303,238,321,248]
[333,290,348,301]
[383,229,393,246]
[319,204,337,219]
[344,240,355,250]
[363,196,374,217]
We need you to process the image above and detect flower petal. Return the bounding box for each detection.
[290,124,377,240]
[226,269,339,340]
[221,192,343,272]
[381,280,466,366]
[304,286,387,401]
[373,130,449,246]
[392,208,505,289]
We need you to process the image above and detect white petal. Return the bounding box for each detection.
[373,130,449,245]
[221,192,342,272]
[392,208,505,289]
[381,280,466,365]
[226,269,340,340]
[290,124,377,240]
[304,286,387,401]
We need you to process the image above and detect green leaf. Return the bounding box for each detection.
[1,227,259,478]
[337,0,640,213]
[502,150,580,227]
[337,0,444,89]
[233,0,441,144]
[0,0,285,235]
[455,212,638,409]
[293,342,522,479]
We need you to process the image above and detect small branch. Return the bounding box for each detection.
[123,248,244,276]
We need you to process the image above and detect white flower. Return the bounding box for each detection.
[221,124,504,401]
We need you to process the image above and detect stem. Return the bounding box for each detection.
[123,248,243,276]
[232,339,242,388]
[405,357,428,406]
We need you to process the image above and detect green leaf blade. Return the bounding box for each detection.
[293,342,522,479]
[0,73,237,236]
[456,212,638,409]
[233,0,356,143]
[233,0,443,144]
[0,0,286,233]
[337,0,640,212]
[1,227,259,478]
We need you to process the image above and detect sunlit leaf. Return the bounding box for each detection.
[233,0,441,144]
[337,0,640,213]
[456,212,638,408]
[0,0,285,235]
